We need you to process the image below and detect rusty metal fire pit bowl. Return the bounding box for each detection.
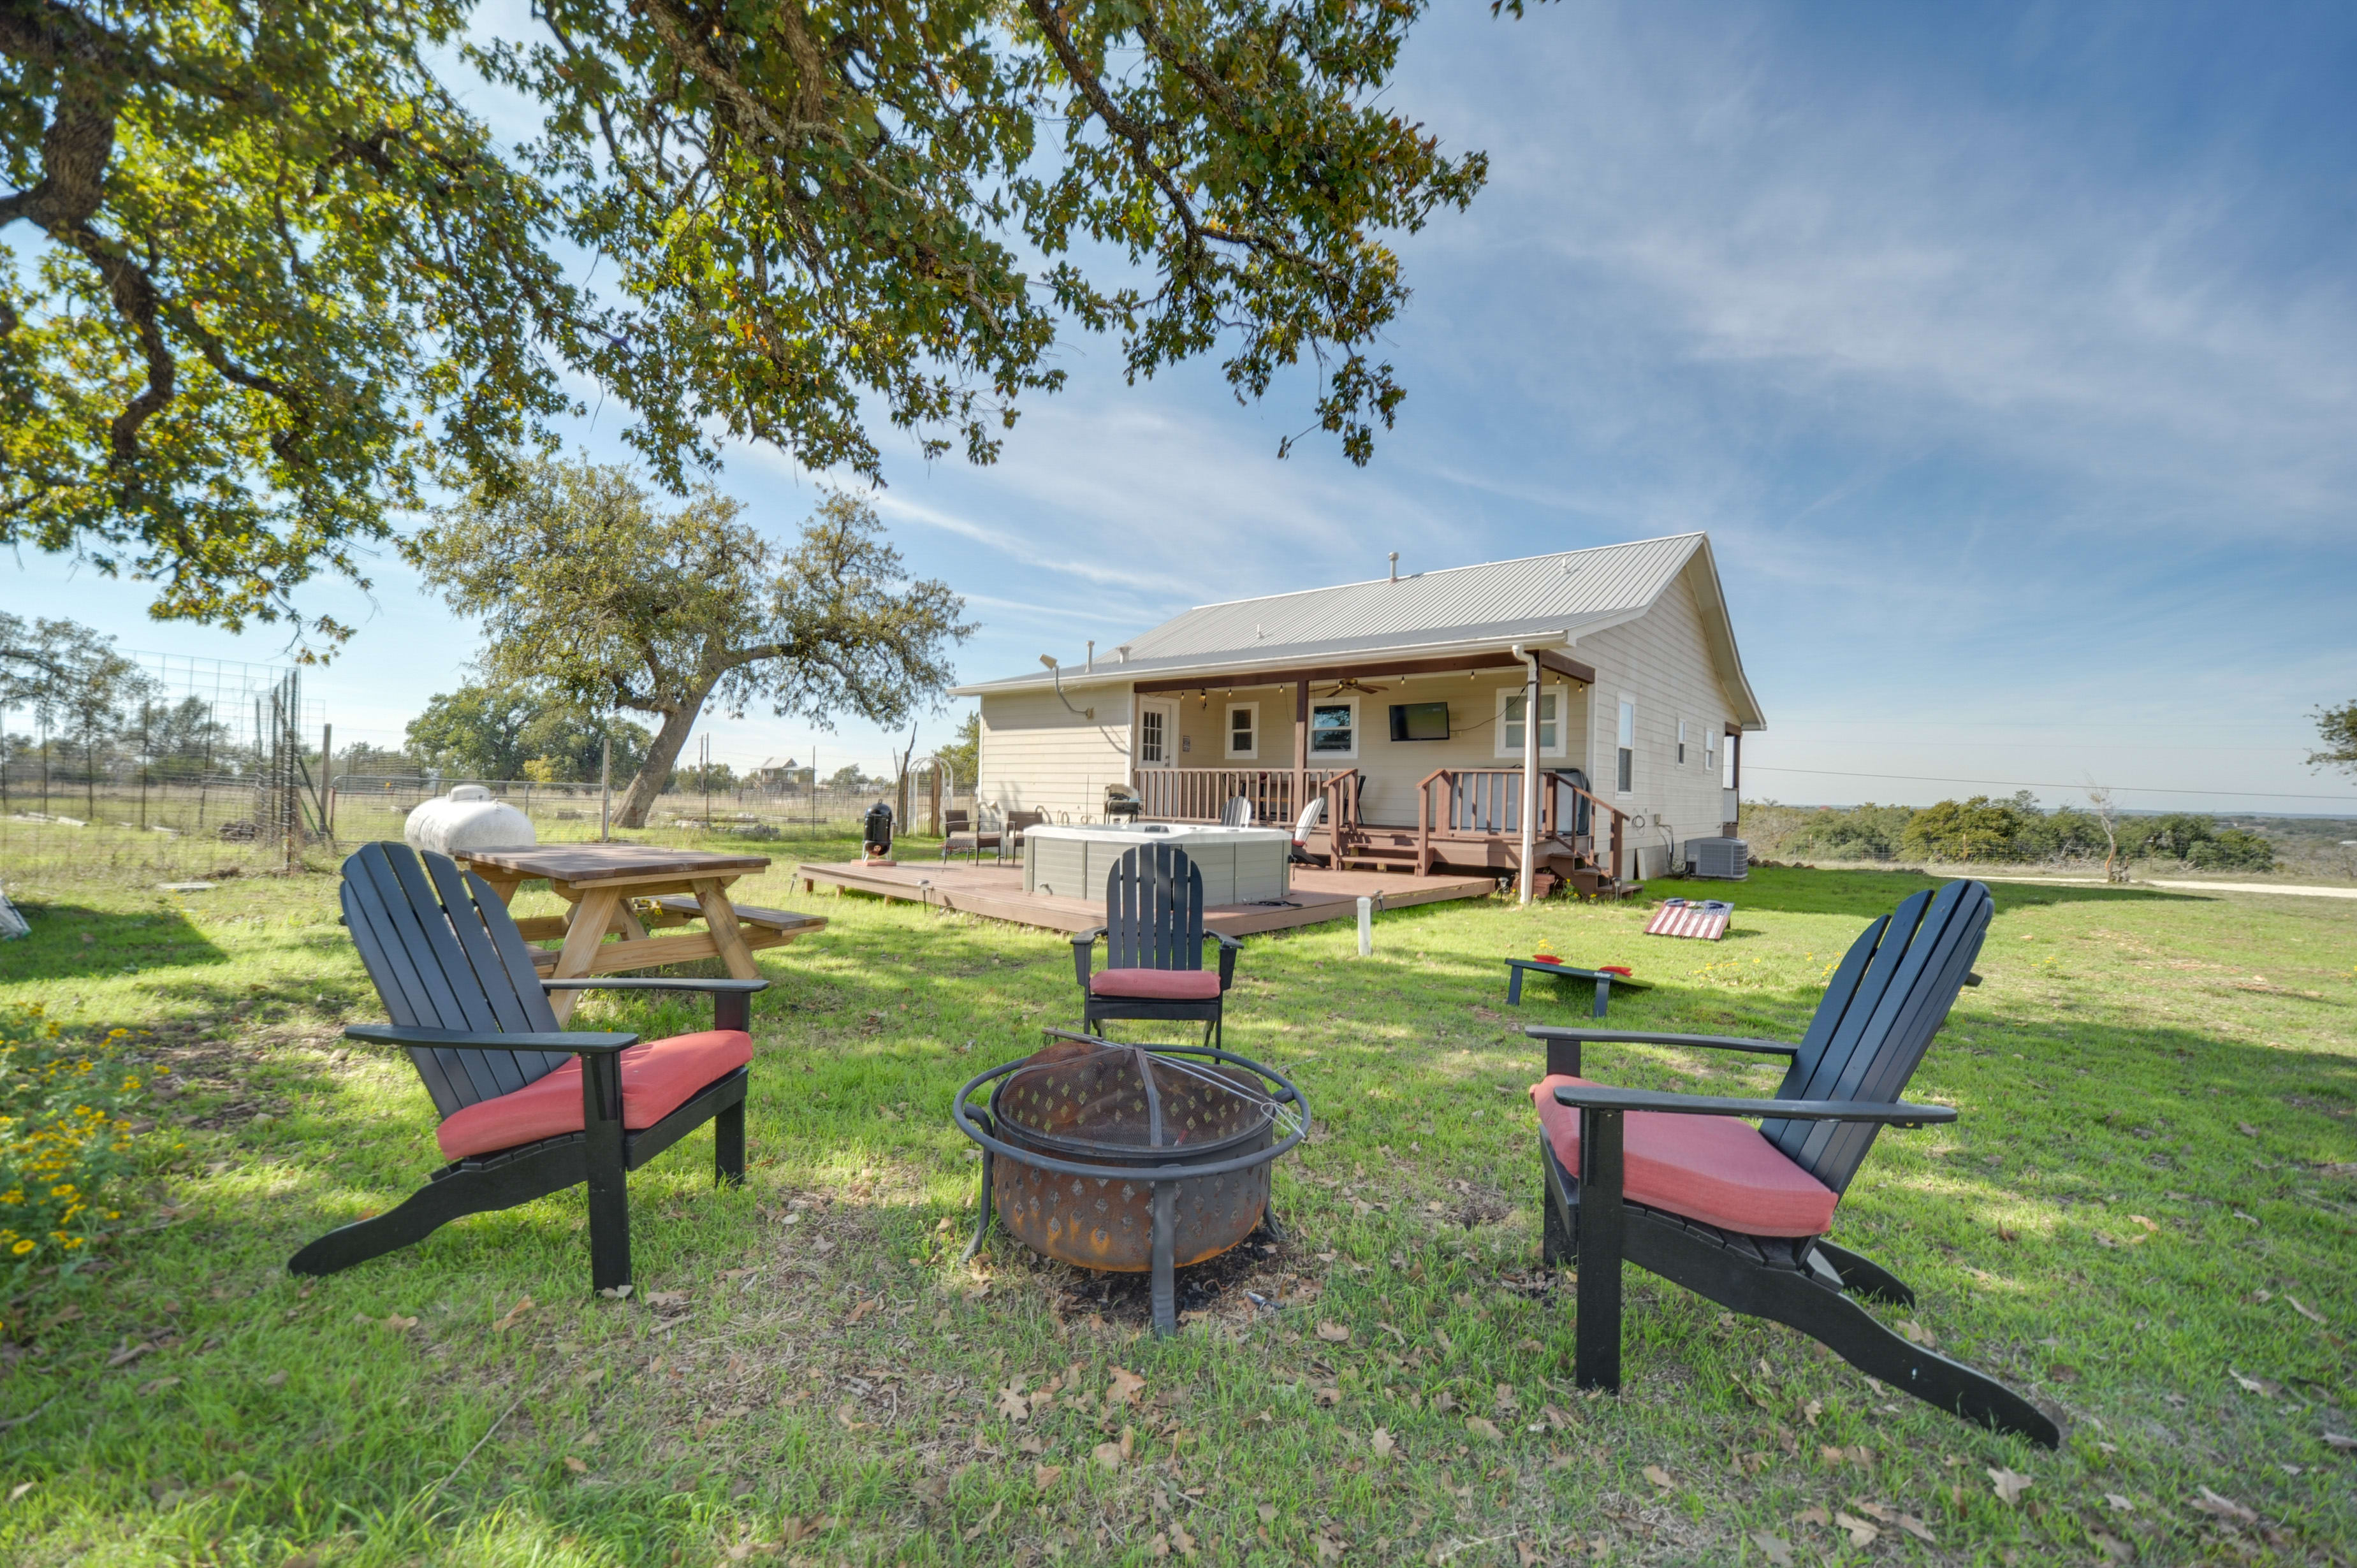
[952,1030,1310,1334]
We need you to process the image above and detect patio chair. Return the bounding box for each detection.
[996,809,1047,865]
[940,806,1002,863]
[1218,795,1255,827]
[1288,797,1324,864]
[1072,843,1239,1049]
[289,841,766,1295]
[1524,879,2060,1446]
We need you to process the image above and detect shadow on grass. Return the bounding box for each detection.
[1645,865,2202,917]
[0,899,228,983]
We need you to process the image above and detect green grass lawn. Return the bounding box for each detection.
[3,819,2354,1565]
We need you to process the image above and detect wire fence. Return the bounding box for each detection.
[3,772,977,846]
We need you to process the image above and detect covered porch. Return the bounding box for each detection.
[1126,648,1647,897]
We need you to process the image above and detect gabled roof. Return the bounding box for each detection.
[952,532,1765,728]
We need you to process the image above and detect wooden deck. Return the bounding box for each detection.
[792,859,1497,936]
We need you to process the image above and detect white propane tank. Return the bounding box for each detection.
[403,783,536,857]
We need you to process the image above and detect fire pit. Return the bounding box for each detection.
[952,1031,1310,1334]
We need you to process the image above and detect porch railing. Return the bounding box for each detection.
[1415,767,1626,882]
[1135,767,1354,828]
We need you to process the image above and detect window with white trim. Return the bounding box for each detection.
[1616,698,1635,794]
[1308,699,1358,759]
[1495,685,1568,759]
[1225,702,1259,760]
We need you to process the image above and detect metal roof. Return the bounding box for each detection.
[952,532,1762,727]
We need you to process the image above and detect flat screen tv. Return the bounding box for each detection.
[1389,701,1450,742]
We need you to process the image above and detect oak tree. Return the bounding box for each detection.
[3,0,1489,641]
[411,459,968,827]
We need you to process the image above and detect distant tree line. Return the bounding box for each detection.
[1757,792,2278,871]
[1,615,245,808]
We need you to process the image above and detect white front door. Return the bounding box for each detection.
[1136,699,1179,770]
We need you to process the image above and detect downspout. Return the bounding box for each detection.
[1512,644,1539,906]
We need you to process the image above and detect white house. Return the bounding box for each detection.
[947,534,1763,890]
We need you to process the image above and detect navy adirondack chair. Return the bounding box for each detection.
[1526,879,2059,1446]
[1072,844,1240,1049]
[290,842,766,1294]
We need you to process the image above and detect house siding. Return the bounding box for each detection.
[1573,564,1737,877]
[977,683,1134,822]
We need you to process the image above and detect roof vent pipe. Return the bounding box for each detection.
[1389,551,1399,583]
[1086,640,1095,674]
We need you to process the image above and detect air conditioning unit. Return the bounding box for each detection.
[1688,837,1749,880]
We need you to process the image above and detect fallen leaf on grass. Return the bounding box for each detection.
[1370,1428,1396,1459]
[1258,1504,1278,1524]
[106,1343,153,1368]
[1748,1532,1793,1567]
[1802,1397,1822,1426]
[563,1456,588,1475]
[261,1370,287,1388]
[2324,1433,2357,1452]
[845,1297,879,1325]
[1850,1500,1934,1543]
[135,1376,181,1397]
[2091,1530,2132,1563]
[1090,1427,1135,1470]
[1313,1384,1343,1407]
[1791,1506,1830,1527]
[1832,1512,1879,1548]
[2105,1493,2135,1512]
[1312,1530,1345,1563]
[8,1482,36,1504]
[1107,1366,1147,1405]
[1516,1543,1541,1568]
[2231,1369,2280,1398]
[2192,1486,2257,1524]
[1434,1327,1454,1355]
[1169,1522,1196,1557]
[1987,1467,2032,1506]
[2287,1296,2328,1326]
[379,1315,418,1332]
[597,1284,632,1300]
[2237,1122,2261,1138]
[995,1383,1029,1421]
[1466,1416,1503,1441]
[1315,1321,1352,1344]
[1031,1465,1063,1490]
[492,1296,535,1332]
[834,1401,873,1432]
[1641,1464,1674,1492]
[1897,1319,1937,1348]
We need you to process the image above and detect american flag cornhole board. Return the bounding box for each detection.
[1644,899,1733,941]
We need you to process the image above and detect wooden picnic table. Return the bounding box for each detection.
[455,844,825,1022]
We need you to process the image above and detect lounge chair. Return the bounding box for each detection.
[290,842,764,1295]
[1524,878,2059,1446]
[1072,843,1239,1049]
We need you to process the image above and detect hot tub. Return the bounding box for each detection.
[1023,822,1292,905]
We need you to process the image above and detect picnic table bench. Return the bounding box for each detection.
[1504,957,1651,1017]
[455,845,826,1022]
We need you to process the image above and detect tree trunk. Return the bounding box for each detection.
[615,681,715,828]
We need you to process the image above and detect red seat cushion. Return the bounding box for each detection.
[1527,1074,1839,1237]
[1090,968,1223,1001]
[435,1030,753,1161]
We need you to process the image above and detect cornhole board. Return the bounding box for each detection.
[1644,899,1732,941]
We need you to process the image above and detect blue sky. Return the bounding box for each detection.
[12,0,2356,813]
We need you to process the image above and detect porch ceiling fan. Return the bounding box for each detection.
[1312,676,1388,697]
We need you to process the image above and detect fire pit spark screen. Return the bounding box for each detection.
[952,1031,1310,1333]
